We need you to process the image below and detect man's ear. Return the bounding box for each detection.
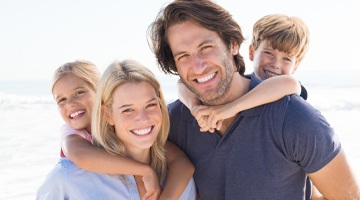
[249,45,255,61]
[230,40,239,55]
[102,105,114,126]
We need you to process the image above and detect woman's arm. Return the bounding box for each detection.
[192,75,301,132]
[62,134,161,199]
[160,140,195,200]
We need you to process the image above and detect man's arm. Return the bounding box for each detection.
[308,149,360,200]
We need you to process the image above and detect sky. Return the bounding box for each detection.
[1,0,359,81]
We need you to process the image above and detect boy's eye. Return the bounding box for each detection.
[264,51,273,55]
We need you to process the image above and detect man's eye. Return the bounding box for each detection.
[177,54,187,61]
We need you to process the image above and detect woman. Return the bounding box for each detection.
[36,60,196,200]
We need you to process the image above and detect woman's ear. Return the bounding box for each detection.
[102,105,114,126]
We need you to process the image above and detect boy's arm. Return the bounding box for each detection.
[308,149,360,199]
[193,75,301,132]
[177,79,201,111]
[62,134,161,199]
[160,140,195,200]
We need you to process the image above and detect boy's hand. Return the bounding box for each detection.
[191,105,222,133]
[142,167,161,200]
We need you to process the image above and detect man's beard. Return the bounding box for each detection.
[180,56,235,106]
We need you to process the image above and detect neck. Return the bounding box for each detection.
[126,148,151,164]
[217,73,250,135]
[211,73,250,105]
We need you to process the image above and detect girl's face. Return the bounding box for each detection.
[53,73,96,133]
[107,81,162,158]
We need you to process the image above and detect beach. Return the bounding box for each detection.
[1,70,359,199]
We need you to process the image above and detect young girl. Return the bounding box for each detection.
[50,60,194,199]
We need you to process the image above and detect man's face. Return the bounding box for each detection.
[167,21,239,105]
[250,41,298,80]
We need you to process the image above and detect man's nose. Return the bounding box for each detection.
[190,53,207,73]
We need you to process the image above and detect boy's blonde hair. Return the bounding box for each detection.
[252,14,310,65]
[51,60,100,94]
[91,60,168,182]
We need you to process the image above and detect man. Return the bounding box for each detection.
[148,0,360,199]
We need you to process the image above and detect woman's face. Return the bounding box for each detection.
[107,81,162,156]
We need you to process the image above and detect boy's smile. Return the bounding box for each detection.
[249,41,298,80]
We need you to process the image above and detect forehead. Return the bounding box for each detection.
[167,21,220,53]
[112,82,156,105]
[260,41,296,56]
[53,74,91,96]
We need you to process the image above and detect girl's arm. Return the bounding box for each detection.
[62,134,161,199]
[160,140,195,200]
[189,75,301,132]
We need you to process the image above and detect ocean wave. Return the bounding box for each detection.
[0,92,54,110]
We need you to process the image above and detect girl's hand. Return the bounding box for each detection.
[142,167,161,200]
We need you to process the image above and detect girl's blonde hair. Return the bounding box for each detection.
[51,60,100,94]
[91,59,168,182]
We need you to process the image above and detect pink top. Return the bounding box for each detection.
[59,124,92,158]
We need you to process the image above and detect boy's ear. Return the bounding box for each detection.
[292,62,300,74]
[102,105,114,126]
[249,45,255,61]
[230,40,239,55]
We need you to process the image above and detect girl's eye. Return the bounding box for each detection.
[75,90,85,96]
[57,98,66,105]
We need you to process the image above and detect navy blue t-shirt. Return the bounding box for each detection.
[168,74,340,200]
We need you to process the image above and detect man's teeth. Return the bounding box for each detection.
[197,73,215,83]
[132,127,152,135]
[70,110,85,118]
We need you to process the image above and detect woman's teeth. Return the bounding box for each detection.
[132,127,152,135]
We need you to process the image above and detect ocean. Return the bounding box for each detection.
[1,70,359,199]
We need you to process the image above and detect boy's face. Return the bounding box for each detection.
[249,41,299,80]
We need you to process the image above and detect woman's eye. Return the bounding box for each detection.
[122,108,133,113]
[147,103,158,108]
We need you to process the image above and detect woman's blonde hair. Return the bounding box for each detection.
[91,59,168,182]
[51,60,100,94]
